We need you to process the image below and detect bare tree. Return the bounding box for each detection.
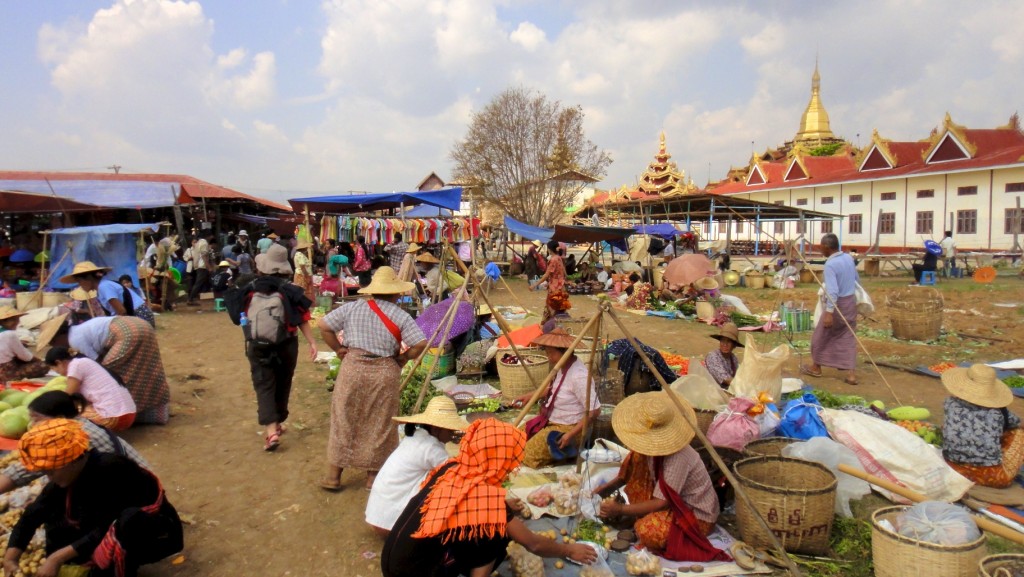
[450,86,612,227]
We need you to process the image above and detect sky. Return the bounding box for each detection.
[1,0,1022,205]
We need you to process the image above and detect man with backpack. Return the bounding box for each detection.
[225,244,318,451]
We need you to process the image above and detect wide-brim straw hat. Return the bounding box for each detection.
[392,396,468,431]
[531,240,543,248]
[69,288,97,301]
[612,392,695,456]
[416,253,440,264]
[530,327,577,350]
[695,277,719,290]
[359,266,415,295]
[267,232,280,240]
[710,322,744,348]
[35,313,69,352]
[217,260,231,267]
[406,243,422,254]
[941,364,1012,408]
[295,240,313,250]
[256,244,293,275]
[58,261,112,284]
[0,306,27,322]
[476,305,492,316]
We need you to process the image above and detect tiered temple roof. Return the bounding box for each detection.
[585,133,697,206]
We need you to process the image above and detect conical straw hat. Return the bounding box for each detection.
[941,364,1012,408]
[392,396,468,431]
[359,266,415,295]
[612,392,695,456]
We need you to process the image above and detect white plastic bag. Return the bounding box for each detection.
[669,373,728,411]
[896,501,980,546]
[823,408,973,503]
[855,282,875,317]
[729,334,791,401]
[755,407,781,438]
[782,437,871,517]
[625,547,661,575]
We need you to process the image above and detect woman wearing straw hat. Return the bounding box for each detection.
[941,364,1024,488]
[58,261,131,318]
[292,239,315,301]
[0,306,48,382]
[524,239,546,280]
[366,396,467,537]
[381,419,597,577]
[594,392,727,562]
[704,322,744,389]
[518,328,600,469]
[529,241,571,323]
[416,253,445,299]
[318,266,427,491]
[57,288,106,325]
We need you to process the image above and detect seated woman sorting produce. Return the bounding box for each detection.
[515,328,600,469]
[704,323,743,389]
[44,347,136,431]
[3,419,182,577]
[381,419,596,577]
[0,306,48,382]
[593,393,727,562]
[366,396,467,537]
[941,364,1024,488]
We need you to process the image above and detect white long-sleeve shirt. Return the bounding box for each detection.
[365,428,449,531]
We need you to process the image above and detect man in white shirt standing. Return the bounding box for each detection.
[939,230,956,276]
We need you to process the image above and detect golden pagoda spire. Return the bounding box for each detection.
[795,60,835,142]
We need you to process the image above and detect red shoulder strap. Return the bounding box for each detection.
[367,300,402,344]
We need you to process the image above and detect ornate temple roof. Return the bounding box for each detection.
[795,61,836,143]
[583,133,697,206]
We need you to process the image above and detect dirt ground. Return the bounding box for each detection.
[124,272,1024,577]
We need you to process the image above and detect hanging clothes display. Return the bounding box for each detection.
[317,216,480,246]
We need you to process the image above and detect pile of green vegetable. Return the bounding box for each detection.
[1004,375,1024,388]
[729,311,762,327]
[398,363,441,416]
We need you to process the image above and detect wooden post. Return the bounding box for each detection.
[575,315,602,474]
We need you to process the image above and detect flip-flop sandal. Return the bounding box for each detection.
[264,432,281,452]
[729,542,756,570]
[799,365,823,378]
[318,479,343,492]
[277,424,287,436]
[844,377,859,386]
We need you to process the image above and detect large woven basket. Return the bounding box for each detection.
[497,352,550,403]
[887,287,944,341]
[872,506,987,577]
[598,368,625,405]
[978,554,1024,577]
[744,437,797,458]
[592,403,619,444]
[733,456,837,555]
[695,409,717,435]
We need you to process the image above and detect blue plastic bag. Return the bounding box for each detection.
[778,393,829,440]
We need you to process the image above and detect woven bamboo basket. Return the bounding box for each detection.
[744,437,797,457]
[497,352,550,403]
[597,368,625,405]
[978,554,1024,577]
[695,409,717,435]
[872,506,987,577]
[887,287,944,341]
[733,456,837,555]
[592,403,619,444]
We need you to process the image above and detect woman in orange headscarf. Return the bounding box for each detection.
[381,419,597,577]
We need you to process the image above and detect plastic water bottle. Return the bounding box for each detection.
[239,312,248,327]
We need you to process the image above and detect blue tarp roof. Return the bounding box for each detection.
[633,224,686,237]
[402,204,453,218]
[0,180,188,209]
[47,223,160,290]
[503,216,632,250]
[503,216,554,243]
[289,188,462,214]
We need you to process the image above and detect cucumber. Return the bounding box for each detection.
[886,406,931,421]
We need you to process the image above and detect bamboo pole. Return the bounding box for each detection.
[396,282,468,398]
[601,304,804,577]
[411,284,470,414]
[575,315,602,474]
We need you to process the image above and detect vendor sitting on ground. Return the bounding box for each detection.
[660,280,698,302]
[381,419,597,577]
[0,306,49,382]
[515,328,600,469]
[704,323,743,389]
[416,253,447,299]
[594,393,726,562]
[366,396,467,538]
[941,364,1024,488]
[3,419,183,577]
[44,347,137,431]
[772,259,799,289]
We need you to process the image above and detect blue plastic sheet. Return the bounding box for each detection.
[47,223,160,290]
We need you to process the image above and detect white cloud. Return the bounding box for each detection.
[510,22,546,52]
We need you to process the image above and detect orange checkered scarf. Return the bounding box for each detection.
[19,418,89,472]
[412,418,526,542]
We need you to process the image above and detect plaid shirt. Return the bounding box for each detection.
[652,446,719,524]
[319,299,425,357]
[385,242,409,271]
[3,418,149,487]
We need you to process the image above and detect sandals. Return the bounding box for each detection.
[844,377,859,386]
[729,542,756,570]
[799,365,823,378]
[264,432,281,452]
[318,479,343,492]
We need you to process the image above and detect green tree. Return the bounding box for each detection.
[450,86,612,227]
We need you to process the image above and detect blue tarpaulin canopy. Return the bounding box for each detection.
[0,180,190,209]
[633,224,687,237]
[289,188,463,214]
[503,216,554,243]
[402,204,453,218]
[503,216,632,250]
[47,223,160,290]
